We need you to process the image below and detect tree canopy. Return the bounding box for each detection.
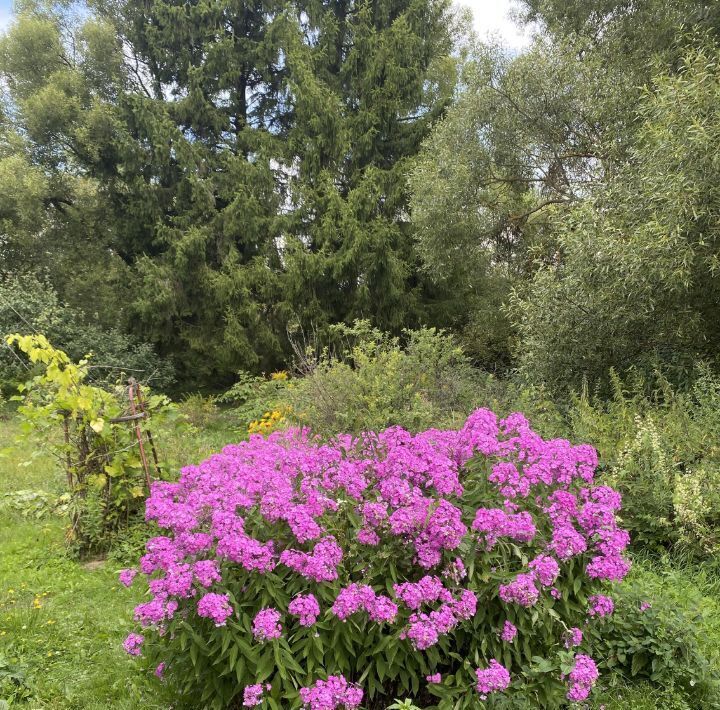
[1,0,457,386]
[2,0,720,393]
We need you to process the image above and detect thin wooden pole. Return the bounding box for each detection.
[62,414,73,488]
[134,382,162,477]
[128,378,152,491]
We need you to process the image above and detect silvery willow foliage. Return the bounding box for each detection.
[122,409,630,707]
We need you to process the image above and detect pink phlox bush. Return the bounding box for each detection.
[122,408,631,706]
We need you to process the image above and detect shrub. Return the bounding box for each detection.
[562,367,720,558]
[590,583,718,705]
[217,371,291,434]
[0,273,173,392]
[121,408,631,708]
[284,322,484,436]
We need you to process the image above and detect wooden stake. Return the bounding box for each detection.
[128,378,152,491]
[134,382,162,477]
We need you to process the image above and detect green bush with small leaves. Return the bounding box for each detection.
[589,580,719,706]
[0,274,173,392]
[284,322,485,436]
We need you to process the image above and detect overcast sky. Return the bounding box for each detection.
[0,0,530,49]
[464,0,530,51]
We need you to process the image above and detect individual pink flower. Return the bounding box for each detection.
[154,662,165,678]
[357,528,380,546]
[586,554,631,582]
[404,613,439,650]
[426,673,441,683]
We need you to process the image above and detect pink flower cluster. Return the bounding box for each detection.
[119,568,137,587]
[472,508,536,549]
[197,592,233,626]
[299,675,363,709]
[243,683,271,707]
[499,573,540,608]
[475,660,511,699]
[123,633,144,656]
[393,575,452,609]
[564,627,583,648]
[122,408,630,706]
[400,589,477,650]
[566,654,599,702]
[500,621,517,642]
[587,594,614,618]
[331,584,398,623]
[253,607,282,641]
[289,594,321,627]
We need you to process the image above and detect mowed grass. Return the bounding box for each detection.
[0,517,172,708]
[0,403,240,708]
[0,413,170,707]
[0,404,719,708]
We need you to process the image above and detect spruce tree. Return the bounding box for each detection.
[2,0,456,386]
[280,0,455,335]
[105,0,456,384]
[99,0,299,383]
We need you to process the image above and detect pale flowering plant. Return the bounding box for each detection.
[121,409,631,708]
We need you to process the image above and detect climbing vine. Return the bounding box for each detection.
[7,333,183,554]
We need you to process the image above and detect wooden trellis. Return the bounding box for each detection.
[109,377,162,491]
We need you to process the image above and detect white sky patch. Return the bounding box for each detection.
[460,0,531,52]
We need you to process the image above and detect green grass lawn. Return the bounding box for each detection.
[0,403,240,708]
[0,406,719,709]
[0,413,174,708]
